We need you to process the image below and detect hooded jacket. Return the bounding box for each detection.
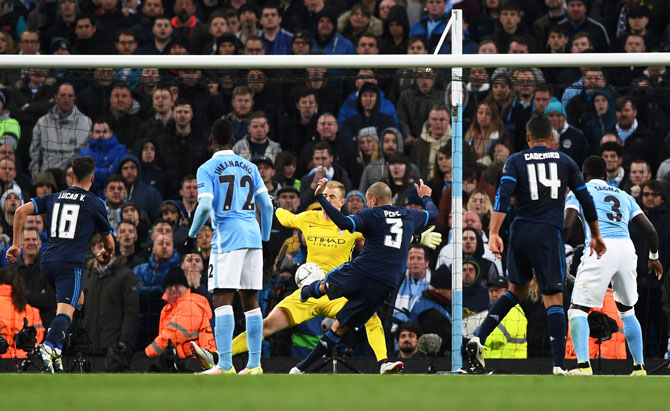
[116,154,163,222]
[134,137,169,195]
[580,89,616,153]
[358,127,421,192]
[78,134,128,194]
[311,8,355,55]
[30,104,91,176]
[381,5,410,54]
[339,83,397,142]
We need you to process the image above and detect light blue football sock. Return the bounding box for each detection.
[568,309,590,364]
[245,308,263,369]
[621,311,644,365]
[214,305,235,371]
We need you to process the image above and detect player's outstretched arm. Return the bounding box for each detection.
[257,191,274,242]
[98,233,116,265]
[632,213,664,279]
[275,208,298,228]
[314,178,354,232]
[415,179,439,221]
[6,202,35,264]
[188,196,213,240]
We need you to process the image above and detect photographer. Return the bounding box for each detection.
[0,267,44,358]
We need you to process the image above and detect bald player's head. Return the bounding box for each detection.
[366,182,392,206]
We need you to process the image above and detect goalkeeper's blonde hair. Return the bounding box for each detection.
[326,180,346,199]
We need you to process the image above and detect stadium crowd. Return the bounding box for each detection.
[1,0,670,368]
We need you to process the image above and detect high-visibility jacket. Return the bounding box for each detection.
[484,304,528,359]
[145,289,216,358]
[566,288,626,360]
[0,284,45,358]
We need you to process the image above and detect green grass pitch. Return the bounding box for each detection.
[2,374,668,410]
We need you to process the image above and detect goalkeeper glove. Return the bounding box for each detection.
[412,225,442,250]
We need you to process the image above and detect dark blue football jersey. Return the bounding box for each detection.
[494,145,588,229]
[32,186,112,265]
[346,205,430,287]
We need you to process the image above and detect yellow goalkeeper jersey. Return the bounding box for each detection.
[276,208,363,273]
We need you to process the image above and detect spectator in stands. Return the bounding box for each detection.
[489,0,534,54]
[290,30,312,55]
[393,245,432,327]
[299,141,352,208]
[387,153,416,206]
[466,101,507,165]
[237,3,260,45]
[224,85,254,143]
[155,99,208,197]
[117,155,163,222]
[392,322,424,359]
[82,233,139,355]
[196,225,213,267]
[409,0,450,52]
[135,137,168,195]
[344,189,366,215]
[600,141,626,188]
[138,87,174,139]
[340,82,396,143]
[579,90,616,154]
[31,172,57,198]
[106,83,142,150]
[93,0,131,53]
[259,3,293,55]
[621,159,652,198]
[427,146,451,206]
[78,119,128,195]
[0,189,20,241]
[297,113,353,178]
[176,175,198,225]
[312,7,354,55]
[181,252,208,299]
[409,264,453,356]
[558,0,610,53]
[502,69,536,152]
[533,0,567,49]
[351,126,380,187]
[380,5,409,55]
[71,15,98,54]
[274,152,301,192]
[252,155,280,199]
[198,12,229,54]
[244,69,282,140]
[232,111,281,162]
[279,88,319,154]
[397,68,445,153]
[77,68,115,121]
[615,95,658,170]
[387,36,430,105]
[0,158,29,201]
[103,175,127,235]
[339,4,382,46]
[545,98,588,167]
[410,104,452,180]
[9,227,55,327]
[359,127,421,193]
[0,268,45,359]
[462,257,489,313]
[29,83,91,177]
[171,0,208,51]
[116,220,145,269]
[338,69,398,128]
[134,232,181,350]
[137,16,173,55]
[144,267,216,365]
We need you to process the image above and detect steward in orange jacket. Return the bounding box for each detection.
[0,271,45,358]
[145,267,215,358]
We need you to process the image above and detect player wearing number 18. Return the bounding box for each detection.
[466,113,607,375]
[6,156,115,373]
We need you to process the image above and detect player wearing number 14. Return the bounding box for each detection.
[6,156,115,373]
[466,114,607,375]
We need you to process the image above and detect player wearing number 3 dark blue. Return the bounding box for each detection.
[184,119,273,375]
[6,156,115,373]
[291,178,438,374]
[465,113,607,375]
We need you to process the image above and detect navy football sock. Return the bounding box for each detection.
[300,281,323,301]
[45,314,72,350]
[295,330,341,371]
[474,291,518,344]
[547,305,567,369]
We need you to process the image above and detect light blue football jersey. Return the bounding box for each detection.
[197,150,267,253]
[565,178,642,242]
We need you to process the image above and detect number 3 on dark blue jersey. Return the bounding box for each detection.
[384,218,403,249]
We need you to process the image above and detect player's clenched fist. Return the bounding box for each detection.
[5,245,20,264]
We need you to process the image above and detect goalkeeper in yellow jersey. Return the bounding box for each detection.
[233,180,441,374]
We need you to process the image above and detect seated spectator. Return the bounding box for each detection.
[159,200,188,252]
[78,119,128,195]
[545,98,588,167]
[135,137,168,195]
[344,190,366,215]
[176,175,198,226]
[462,258,489,314]
[274,151,301,192]
[338,69,398,129]
[196,225,213,268]
[409,264,453,356]
[615,95,658,170]
[82,234,139,355]
[393,245,432,328]
[387,153,417,206]
[121,202,152,250]
[0,268,45,359]
[580,89,616,154]
[392,322,425,359]
[340,83,397,144]
[410,104,452,180]
[0,189,22,242]
[466,101,507,164]
[144,267,216,368]
[557,0,609,53]
[352,127,381,188]
[134,232,181,351]
[103,175,127,235]
[359,127,421,193]
[487,72,514,114]
[223,86,254,143]
[105,82,142,150]
[467,189,493,229]
[311,8,355,55]
[409,0,450,52]
[380,5,410,55]
[338,4,382,46]
[600,141,627,188]
[622,159,652,198]
[232,111,281,163]
[117,155,163,222]
[0,158,30,201]
[259,3,294,55]
[397,68,446,152]
[31,172,57,198]
[428,146,451,206]
[181,252,209,300]
[116,220,146,269]
[299,141,352,209]
[9,227,56,326]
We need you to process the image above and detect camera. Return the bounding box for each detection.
[14,318,37,352]
[0,334,8,355]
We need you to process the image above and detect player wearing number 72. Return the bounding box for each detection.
[6,156,115,373]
